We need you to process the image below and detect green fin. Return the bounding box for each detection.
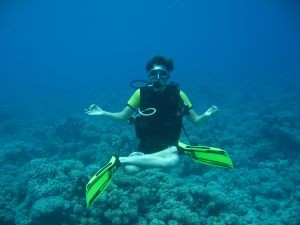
[178,141,233,169]
[86,156,117,207]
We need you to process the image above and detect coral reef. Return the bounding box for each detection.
[0,86,299,225]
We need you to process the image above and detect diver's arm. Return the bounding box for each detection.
[85,104,134,122]
[188,105,218,125]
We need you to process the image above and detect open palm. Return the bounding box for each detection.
[204,105,219,117]
[84,104,104,116]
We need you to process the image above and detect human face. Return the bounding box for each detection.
[148,65,169,88]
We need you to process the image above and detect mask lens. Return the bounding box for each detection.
[150,69,168,78]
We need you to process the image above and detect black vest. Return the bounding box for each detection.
[134,83,185,153]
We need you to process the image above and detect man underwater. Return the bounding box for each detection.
[85,56,233,206]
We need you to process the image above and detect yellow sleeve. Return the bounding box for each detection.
[127,89,140,110]
[180,90,193,109]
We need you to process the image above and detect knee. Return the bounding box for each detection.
[123,165,141,175]
[166,153,180,168]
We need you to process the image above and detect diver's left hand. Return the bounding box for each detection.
[204,105,219,117]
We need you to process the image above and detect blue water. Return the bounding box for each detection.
[1,0,299,104]
[0,1,299,225]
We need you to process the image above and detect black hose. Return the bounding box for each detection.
[130,80,151,89]
[181,124,197,145]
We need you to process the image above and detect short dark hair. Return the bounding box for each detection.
[145,56,174,72]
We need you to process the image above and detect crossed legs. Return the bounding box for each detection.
[119,146,180,175]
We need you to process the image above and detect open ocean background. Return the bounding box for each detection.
[0,1,299,225]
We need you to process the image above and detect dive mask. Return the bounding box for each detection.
[149,69,169,78]
[148,66,169,88]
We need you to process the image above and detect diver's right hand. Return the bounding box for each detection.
[85,104,104,116]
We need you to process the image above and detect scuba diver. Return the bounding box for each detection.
[84,56,233,207]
